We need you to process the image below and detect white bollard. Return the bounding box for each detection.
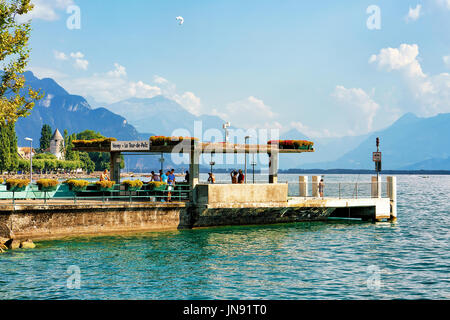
[299,176,308,197]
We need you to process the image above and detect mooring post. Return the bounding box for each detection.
[387,176,397,221]
[312,176,320,198]
[371,176,381,198]
[299,176,308,197]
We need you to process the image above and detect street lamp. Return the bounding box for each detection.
[244,135,251,184]
[159,153,165,172]
[222,122,230,143]
[251,153,257,184]
[24,137,33,182]
[209,153,215,174]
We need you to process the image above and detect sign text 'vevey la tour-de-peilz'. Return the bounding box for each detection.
[110,141,150,151]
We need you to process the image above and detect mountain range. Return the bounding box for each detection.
[14,71,450,170]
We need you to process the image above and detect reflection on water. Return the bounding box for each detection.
[0,175,449,299]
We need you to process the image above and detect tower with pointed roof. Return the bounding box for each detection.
[50,128,65,160]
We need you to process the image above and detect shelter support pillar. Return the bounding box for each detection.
[312,176,320,197]
[299,176,308,197]
[268,151,278,184]
[189,147,200,202]
[110,152,121,184]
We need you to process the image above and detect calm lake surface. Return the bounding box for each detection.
[1,174,449,299]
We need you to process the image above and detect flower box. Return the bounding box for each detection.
[64,180,90,192]
[122,180,143,191]
[38,185,58,192]
[6,179,30,192]
[37,179,59,192]
[147,181,167,191]
[95,181,116,191]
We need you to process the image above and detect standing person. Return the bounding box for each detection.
[238,169,245,184]
[152,171,161,182]
[167,170,175,202]
[184,170,190,183]
[319,178,325,198]
[168,169,176,186]
[230,170,238,184]
[208,172,216,184]
[160,170,168,183]
[100,169,110,181]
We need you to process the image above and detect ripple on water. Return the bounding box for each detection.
[0,174,449,299]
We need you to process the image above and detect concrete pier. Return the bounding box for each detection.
[0,177,398,241]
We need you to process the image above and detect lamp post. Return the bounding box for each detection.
[244,135,251,184]
[209,153,215,174]
[159,153,165,172]
[222,122,230,143]
[251,153,257,184]
[24,137,33,182]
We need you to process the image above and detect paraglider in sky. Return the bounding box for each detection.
[176,16,184,25]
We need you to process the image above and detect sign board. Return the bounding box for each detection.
[373,152,381,162]
[110,141,150,151]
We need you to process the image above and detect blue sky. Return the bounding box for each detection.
[26,0,450,137]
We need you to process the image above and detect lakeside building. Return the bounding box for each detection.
[18,147,35,160]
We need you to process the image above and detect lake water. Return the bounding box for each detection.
[0,174,449,299]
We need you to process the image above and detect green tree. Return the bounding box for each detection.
[0,0,43,126]
[39,124,52,151]
[65,133,79,161]
[7,123,18,171]
[79,152,95,174]
[0,126,11,172]
[34,152,56,160]
[76,130,124,171]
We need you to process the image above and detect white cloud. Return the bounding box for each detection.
[70,52,84,59]
[332,86,380,133]
[57,63,161,104]
[369,43,425,78]
[54,50,68,61]
[406,4,422,22]
[212,96,280,129]
[151,76,205,115]
[370,43,450,116]
[17,0,74,22]
[173,92,202,116]
[73,58,89,70]
[153,75,169,84]
[70,52,89,70]
[290,121,338,138]
[444,55,450,68]
[107,63,127,78]
[436,0,450,10]
[29,66,68,79]
[54,50,89,70]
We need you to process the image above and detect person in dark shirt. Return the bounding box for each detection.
[230,170,238,184]
[237,169,245,184]
[184,171,189,183]
[208,172,216,184]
